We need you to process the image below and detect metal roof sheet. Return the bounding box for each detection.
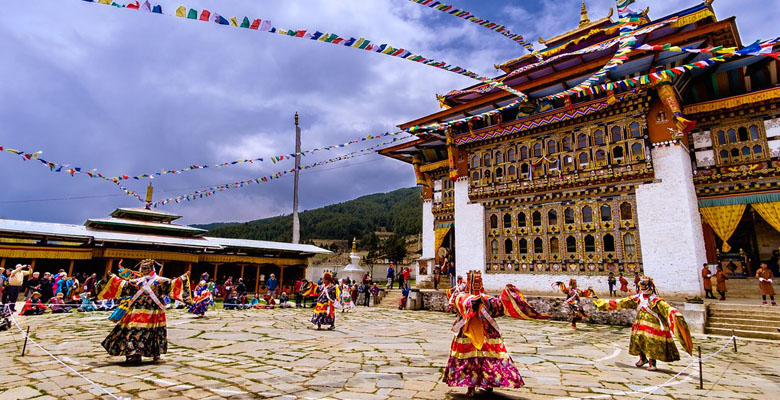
[204,237,331,254]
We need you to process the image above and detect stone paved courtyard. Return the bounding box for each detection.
[0,306,777,400]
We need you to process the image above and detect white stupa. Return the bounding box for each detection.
[340,238,367,284]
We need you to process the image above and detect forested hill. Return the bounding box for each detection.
[195,187,422,243]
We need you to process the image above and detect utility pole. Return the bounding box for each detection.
[292,112,301,244]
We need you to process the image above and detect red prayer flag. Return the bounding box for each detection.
[127,1,140,9]
[199,10,211,21]
[295,30,307,38]
[250,19,261,29]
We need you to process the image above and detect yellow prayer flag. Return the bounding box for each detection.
[353,37,365,48]
[175,6,187,17]
[230,17,239,26]
[98,0,111,4]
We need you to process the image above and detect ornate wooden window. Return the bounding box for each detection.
[517,212,527,227]
[577,133,589,149]
[714,121,767,165]
[548,210,558,226]
[484,169,491,180]
[533,143,543,158]
[603,234,616,252]
[584,235,596,252]
[631,142,644,160]
[620,202,632,221]
[504,238,513,254]
[484,153,492,167]
[578,152,589,167]
[611,126,623,142]
[507,148,516,162]
[547,139,558,154]
[533,237,544,254]
[495,167,504,179]
[566,235,577,253]
[472,170,480,182]
[593,129,605,145]
[629,122,642,138]
[519,238,528,254]
[600,204,612,222]
[612,146,625,163]
[472,154,481,168]
[623,232,636,255]
[562,154,575,172]
[490,214,498,229]
[594,149,607,166]
[562,136,573,151]
[582,206,593,223]
[532,211,542,226]
[520,163,529,178]
[508,165,517,178]
[503,213,512,229]
[491,240,499,258]
[519,146,528,161]
[564,207,575,224]
[549,237,560,257]
[496,151,504,164]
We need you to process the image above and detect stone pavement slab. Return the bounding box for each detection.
[0,307,777,399]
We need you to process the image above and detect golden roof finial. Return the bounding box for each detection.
[351,238,357,253]
[579,2,591,27]
[145,182,153,203]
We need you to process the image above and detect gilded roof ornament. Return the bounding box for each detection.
[579,2,591,27]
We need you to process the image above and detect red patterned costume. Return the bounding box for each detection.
[443,271,549,397]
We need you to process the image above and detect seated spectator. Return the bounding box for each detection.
[77,293,97,312]
[20,292,46,316]
[224,291,240,310]
[49,293,70,313]
[398,284,410,310]
[239,293,251,309]
[278,292,291,308]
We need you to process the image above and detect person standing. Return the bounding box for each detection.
[370,283,380,306]
[266,274,278,297]
[633,272,641,293]
[702,264,715,299]
[83,273,98,295]
[396,267,404,289]
[756,263,776,306]
[433,265,440,291]
[294,279,303,308]
[607,272,617,297]
[363,282,371,307]
[386,266,394,289]
[236,278,247,297]
[618,273,629,295]
[402,267,411,289]
[3,264,30,312]
[449,259,457,288]
[715,265,728,301]
[39,272,54,304]
[24,272,42,301]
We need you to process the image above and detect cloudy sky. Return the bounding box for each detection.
[0,0,774,225]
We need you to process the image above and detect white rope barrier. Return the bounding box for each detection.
[637,335,737,400]
[4,305,129,400]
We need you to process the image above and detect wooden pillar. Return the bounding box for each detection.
[255,265,261,293]
[240,264,246,281]
[67,260,75,277]
[30,259,36,273]
[186,263,192,275]
[0,258,5,270]
[279,266,285,289]
[104,259,114,275]
[159,261,165,277]
[213,263,221,280]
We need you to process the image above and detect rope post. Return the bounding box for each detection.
[698,345,703,390]
[21,326,30,356]
[732,334,737,353]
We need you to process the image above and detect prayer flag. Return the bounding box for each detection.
[250,19,261,29]
[175,6,187,17]
[199,10,211,21]
[187,9,198,19]
[240,16,250,28]
[141,1,151,12]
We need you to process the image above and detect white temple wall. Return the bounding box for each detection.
[421,200,435,260]
[635,144,706,297]
[454,178,485,279]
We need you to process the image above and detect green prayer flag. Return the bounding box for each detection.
[240,17,250,28]
[187,9,197,19]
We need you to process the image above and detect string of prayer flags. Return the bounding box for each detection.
[406,0,535,53]
[77,0,527,99]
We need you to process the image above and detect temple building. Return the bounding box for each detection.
[380,1,780,296]
[0,197,328,293]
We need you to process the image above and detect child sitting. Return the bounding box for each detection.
[278,292,291,308]
[49,292,70,313]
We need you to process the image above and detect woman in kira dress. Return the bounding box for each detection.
[311,272,339,330]
[593,276,693,371]
[96,259,190,363]
[188,280,212,317]
[338,279,355,312]
[443,271,550,398]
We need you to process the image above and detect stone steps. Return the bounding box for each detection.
[705,303,780,341]
[377,290,404,309]
[706,278,778,297]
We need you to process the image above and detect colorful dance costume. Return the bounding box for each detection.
[443,271,550,397]
[554,279,598,328]
[338,283,355,312]
[97,259,190,362]
[188,281,212,316]
[311,273,339,330]
[593,276,692,371]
